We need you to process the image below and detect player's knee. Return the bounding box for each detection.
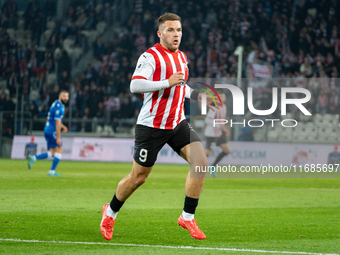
[192,156,209,168]
[134,175,147,188]
[199,157,210,168]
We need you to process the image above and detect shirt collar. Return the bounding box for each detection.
[155,43,179,55]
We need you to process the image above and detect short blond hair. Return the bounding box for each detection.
[158,12,181,29]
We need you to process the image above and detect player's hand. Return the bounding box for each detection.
[56,138,62,146]
[198,92,221,111]
[61,125,68,132]
[168,72,185,87]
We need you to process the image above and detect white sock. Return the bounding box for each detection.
[182,210,194,221]
[49,170,55,174]
[106,205,118,219]
[47,151,52,159]
[33,156,37,161]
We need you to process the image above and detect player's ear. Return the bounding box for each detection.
[157,30,161,39]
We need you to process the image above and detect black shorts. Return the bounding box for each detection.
[133,120,201,167]
[205,132,228,150]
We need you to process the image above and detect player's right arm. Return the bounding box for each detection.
[130,53,184,93]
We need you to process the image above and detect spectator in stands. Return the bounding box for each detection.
[37,101,49,118]
[300,60,313,77]
[316,89,329,114]
[0,93,5,110]
[59,71,70,91]
[238,126,254,142]
[329,89,339,114]
[81,107,92,132]
[24,0,40,30]
[45,0,56,20]
[49,85,59,105]
[84,64,96,81]
[84,12,97,30]
[55,48,71,83]
[2,0,18,28]
[2,94,14,112]
[95,101,104,120]
[93,37,105,58]
[29,102,38,120]
[118,97,134,119]
[2,0,340,137]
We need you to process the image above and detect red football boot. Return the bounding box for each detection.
[100,203,115,240]
[178,215,206,240]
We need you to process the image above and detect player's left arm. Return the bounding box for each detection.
[61,123,68,132]
[55,120,62,146]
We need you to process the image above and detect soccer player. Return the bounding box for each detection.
[28,90,69,176]
[204,91,231,177]
[100,13,218,240]
[25,137,38,159]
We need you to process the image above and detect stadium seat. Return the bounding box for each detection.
[47,21,55,30]
[46,73,56,85]
[283,113,293,119]
[267,129,278,142]
[313,113,322,124]
[306,135,316,142]
[96,125,103,134]
[40,29,53,47]
[103,125,115,136]
[254,131,266,142]
[0,80,7,88]
[327,114,339,126]
[29,89,39,101]
[323,114,333,120]
[277,128,293,142]
[6,28,15,37]
[321,115,333,127]
[292,124,308,142]
[96,22,107,34]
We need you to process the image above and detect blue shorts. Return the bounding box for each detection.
[44,130,62,150]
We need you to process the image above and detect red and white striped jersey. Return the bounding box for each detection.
[131,43,191,130]
[204,104,227,137]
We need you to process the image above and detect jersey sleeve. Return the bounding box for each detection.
[54,104,64,121]
[184,84,193,99]
[131,52,155,80]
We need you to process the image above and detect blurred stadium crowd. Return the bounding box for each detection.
[0,0,339,138]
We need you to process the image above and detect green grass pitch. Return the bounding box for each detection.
[0,159,339,254]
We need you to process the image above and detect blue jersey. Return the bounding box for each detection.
[44,100,65,133]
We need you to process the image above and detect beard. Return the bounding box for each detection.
[60,98,68,105]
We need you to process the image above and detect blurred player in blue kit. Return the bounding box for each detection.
[25,137,38,158]
[28,90,69,176]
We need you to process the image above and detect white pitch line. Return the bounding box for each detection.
[0,238,338,255]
